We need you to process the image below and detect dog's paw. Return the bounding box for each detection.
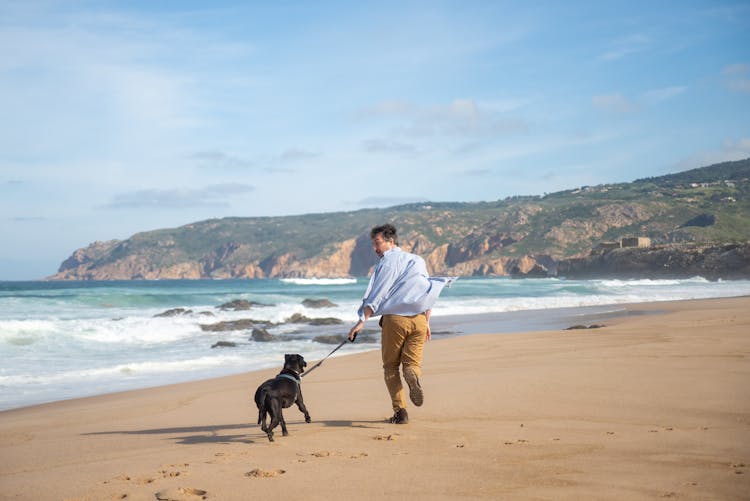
[305,414,311,423]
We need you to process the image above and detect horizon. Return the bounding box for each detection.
[1,1,749,279]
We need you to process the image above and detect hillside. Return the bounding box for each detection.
[49,158,750,280]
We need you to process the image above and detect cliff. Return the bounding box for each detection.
[556,242,750,280]
[49,158,750,280]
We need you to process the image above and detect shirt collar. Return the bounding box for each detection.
[380,246,401,259]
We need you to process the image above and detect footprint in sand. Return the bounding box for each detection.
[154,486,207,500]
[374,434,397,441]
[245,468,286,478]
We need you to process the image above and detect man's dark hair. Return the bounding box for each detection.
[371,223,397,244]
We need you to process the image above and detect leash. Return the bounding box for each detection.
[301,332,356,378]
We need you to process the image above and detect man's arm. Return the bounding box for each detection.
[358,263,398,320]
[424,309,432,341]
[348,306,373,340]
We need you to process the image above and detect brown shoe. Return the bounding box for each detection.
[403,367,423,407]
[388,408,409,424]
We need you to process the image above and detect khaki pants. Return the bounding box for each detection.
[380,313,427,412]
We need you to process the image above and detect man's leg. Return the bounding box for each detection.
[381,315,410,413]
[402,313,427,406]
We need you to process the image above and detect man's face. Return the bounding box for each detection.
[371,234,394,258]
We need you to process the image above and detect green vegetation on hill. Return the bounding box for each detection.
[53,158,750,279]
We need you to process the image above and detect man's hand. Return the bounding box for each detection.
[348,320,364,341]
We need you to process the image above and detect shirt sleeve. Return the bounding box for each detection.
[357,261,399,320]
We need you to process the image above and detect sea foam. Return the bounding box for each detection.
[2,276,750,411]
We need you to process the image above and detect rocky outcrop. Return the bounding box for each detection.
[556,242,750,280]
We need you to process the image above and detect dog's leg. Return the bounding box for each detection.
[296,392,311,423]
[260,407,268,433]
[258,395,266,431]
[279,408,289,436]
[258,392,270,432]
[267,399,282,442]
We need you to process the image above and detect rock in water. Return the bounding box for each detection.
[153,308,192,317]
[251,328,277,342]
[211,341,237,348]
[302,298,338,308]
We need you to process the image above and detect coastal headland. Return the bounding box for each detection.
[1,296,748,500]
[48,159,750,281]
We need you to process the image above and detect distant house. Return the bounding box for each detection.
[594,237,651,253]
[621,237,651,248]
[594,241,621,252]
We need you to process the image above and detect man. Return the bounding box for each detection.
[348,224,455,424]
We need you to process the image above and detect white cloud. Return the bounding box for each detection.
[728,79,750,93]
[279,148,321,163]
[674,137,750,170]
[0,6,250,168]
[592,93,638,113]
[363,138,418,155]
[103,183,254,209]
[641,86,687,104]
[191,151,254,170]
[360,98,528,139]
[600,33,652,61]
[722,63,750,75]
[722,63,750,94]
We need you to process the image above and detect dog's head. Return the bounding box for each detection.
[283,353,307,374]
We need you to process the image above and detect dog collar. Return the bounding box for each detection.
[277,373,300,386]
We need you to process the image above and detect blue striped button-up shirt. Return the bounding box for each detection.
[357,247,456,321]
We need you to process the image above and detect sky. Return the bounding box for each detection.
[1,1,749,280]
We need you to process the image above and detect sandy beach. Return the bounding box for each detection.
[1,296,748,500]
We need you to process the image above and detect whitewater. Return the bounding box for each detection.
[1,276,749,411]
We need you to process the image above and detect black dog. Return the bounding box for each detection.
[254,354,311,441]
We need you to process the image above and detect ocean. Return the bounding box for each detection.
[2,276,749,411]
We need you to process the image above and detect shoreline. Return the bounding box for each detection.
[2,300,674,413]
[1,296,749,500]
